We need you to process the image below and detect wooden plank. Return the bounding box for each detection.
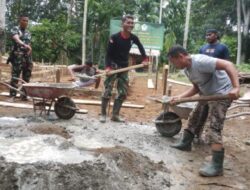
[72,99,144,109]
[0,101,88,114]
[0,92,144,109]
[167,79,192,86]
[147,79,155,89]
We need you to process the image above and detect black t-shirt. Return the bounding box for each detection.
[105,32,146,68]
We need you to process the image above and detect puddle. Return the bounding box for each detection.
[0,135,95,164]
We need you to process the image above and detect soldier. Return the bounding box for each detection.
[8,14,32,102]
[167,45,239,177]
[99,15,147,123]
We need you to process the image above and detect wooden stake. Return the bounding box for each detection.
[162,65,169,95]
[56,68,61,83]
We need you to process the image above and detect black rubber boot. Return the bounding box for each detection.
[99,97,109,123]
[199,149,224,177]
[170,129,194,151]
[111,99,125,122]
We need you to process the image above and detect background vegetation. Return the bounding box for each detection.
[2,0,250,70]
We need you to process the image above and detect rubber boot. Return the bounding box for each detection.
[170,129,194,151]
[111,99,125,122]
[199,149,224,177]
[99,97,109,123]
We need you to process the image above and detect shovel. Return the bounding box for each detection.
[155,94,231,137]
[75,63,150,80]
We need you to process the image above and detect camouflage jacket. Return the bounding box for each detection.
[11,26,31,53]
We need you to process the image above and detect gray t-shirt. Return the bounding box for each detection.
[184,54,232,95]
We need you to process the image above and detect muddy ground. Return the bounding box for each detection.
[0,64,250,190]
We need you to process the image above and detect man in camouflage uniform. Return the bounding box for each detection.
[167,45,239,177]
[8,15,32,101]
[99,15,147,123]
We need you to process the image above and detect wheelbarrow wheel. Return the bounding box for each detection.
[155,112,182,137]
[54,96,76,119]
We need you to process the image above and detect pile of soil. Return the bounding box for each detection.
[0,146,170,190]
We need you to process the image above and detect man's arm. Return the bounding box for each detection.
[170,84,199,104]
[223,45,230,60]
[12,34,32,55]
[134,36,146,59]
[105,36,115,71]
[216,59,240,99]
[67,64,85,81]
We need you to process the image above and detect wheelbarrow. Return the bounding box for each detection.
[22,83,77,119]
[0,80,77,119]
[154,95,230,137]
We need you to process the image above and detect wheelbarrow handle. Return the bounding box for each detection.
[174,94,231,104]
[0,81,26,96]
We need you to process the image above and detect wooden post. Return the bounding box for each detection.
[167,84,172,97]
[56,68,61,83]
[162,65,169,95]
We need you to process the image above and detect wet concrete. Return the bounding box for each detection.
[0,114,249,190]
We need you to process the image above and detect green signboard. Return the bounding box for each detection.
[110,19,165,51]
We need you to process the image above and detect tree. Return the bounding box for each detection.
[183,0,192,49]
[236,0,242,65]
[0,0,6,64]
[240,0,250,62]
[30,16,81,64]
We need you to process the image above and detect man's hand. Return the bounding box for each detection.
[68,78,76,82]
[228,87,240,100]
[142,57,149,67]
[169,96,181,105]
[105,66,112,75]
[142,61,149,67]
[23,44,32,55]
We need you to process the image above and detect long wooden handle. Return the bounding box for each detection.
[94,63,150,78]
[174,94,231,104]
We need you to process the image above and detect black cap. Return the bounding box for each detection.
[206,29,218,34]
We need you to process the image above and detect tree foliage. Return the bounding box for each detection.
[4,0,250,64]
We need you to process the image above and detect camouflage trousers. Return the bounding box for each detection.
[102,71,129,101]
[10,54,33,97]
[187,99,232,144]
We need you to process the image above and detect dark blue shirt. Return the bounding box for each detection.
[199,43,229,60]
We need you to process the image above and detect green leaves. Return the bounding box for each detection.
[30,16,81,63]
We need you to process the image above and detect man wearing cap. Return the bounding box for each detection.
[199,29,229,60]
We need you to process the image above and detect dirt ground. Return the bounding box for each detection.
[0,63,250,190]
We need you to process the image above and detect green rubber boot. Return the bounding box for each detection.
[199,149,224,177]
[99,97,109,123]
[170,129,194,151]
[111,99,125,122]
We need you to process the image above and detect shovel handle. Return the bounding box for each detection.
[174,94,231,104]
[94,62,150,78]
[75,63,149,80]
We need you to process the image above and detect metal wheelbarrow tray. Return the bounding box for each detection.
[155,95,230,137]
[23,83,77,119]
